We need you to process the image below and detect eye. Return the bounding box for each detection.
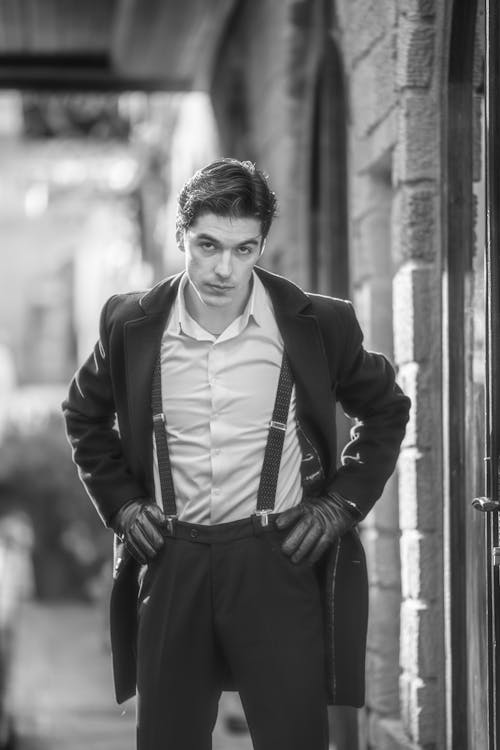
[200,241,215,252]
[237,246,252,255]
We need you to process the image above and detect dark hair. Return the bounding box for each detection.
[176,158,278,245]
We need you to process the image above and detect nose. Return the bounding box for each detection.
[215,250,232,279]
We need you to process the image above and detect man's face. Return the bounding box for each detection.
[181,212,264,315]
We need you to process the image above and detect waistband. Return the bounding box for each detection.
[162,513,283,544]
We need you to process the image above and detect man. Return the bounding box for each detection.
[63,158,410,750]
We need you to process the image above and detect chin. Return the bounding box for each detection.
[202,293,230,307]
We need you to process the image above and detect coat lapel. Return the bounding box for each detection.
[123,274,182,493]
[256,268,337,482]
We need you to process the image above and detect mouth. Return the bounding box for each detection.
[207,284,234,291]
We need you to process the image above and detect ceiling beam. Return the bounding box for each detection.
[0,54,188,91]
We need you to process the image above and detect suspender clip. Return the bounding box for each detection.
[255,509,271,527]
[269,420,286,432]
[165,515,177,535]
[153,412,166,424]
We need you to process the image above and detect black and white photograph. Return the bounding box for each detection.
[0,2,497,749]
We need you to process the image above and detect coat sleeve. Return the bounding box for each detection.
[326,301,411,518]
[61,296,147,527]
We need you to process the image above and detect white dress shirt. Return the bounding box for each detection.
[152,272,303,524]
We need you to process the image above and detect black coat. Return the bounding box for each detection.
[62,267,410,707]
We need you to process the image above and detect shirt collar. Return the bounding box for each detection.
[241,272,267,329]
[168,271,272,341]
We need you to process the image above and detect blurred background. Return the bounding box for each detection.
[0,88,234,750]
[0,1,496,750]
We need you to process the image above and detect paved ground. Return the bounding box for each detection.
[9,601,252,750]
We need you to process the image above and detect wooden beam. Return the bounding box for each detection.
[0,54,188,91]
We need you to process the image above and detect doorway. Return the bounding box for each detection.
[309,34,348,298]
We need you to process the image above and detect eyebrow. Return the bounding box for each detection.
[195,232,261,246]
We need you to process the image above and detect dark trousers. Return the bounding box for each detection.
[136,515,329,750]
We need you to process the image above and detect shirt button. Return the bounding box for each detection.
[213,488,220,495]
[214,449,221,456]
[190,529,198,539]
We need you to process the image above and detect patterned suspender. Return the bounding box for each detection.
[255,352,294,524]
[151,350,294,527]
[151,356,177,533]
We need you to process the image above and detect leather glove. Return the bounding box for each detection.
[111,498,168,565]
[275,492,361,565]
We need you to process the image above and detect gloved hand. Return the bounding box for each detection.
[275,492,360,565]
[111,498,168,564]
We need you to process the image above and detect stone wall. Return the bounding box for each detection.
[335,0,444,747]
[335,2,404,746]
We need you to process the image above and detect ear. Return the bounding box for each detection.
[176,229,185,252]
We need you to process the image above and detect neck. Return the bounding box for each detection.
[184,281,251,335]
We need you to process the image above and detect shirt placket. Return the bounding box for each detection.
[208,341,225,522]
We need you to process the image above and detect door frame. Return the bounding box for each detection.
[443,0,500,747]
[485,0,500,741]
[442,0,477,747]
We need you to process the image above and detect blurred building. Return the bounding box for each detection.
[0,96,148,384]
[0,1,496,749]
[0,91,218,381]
